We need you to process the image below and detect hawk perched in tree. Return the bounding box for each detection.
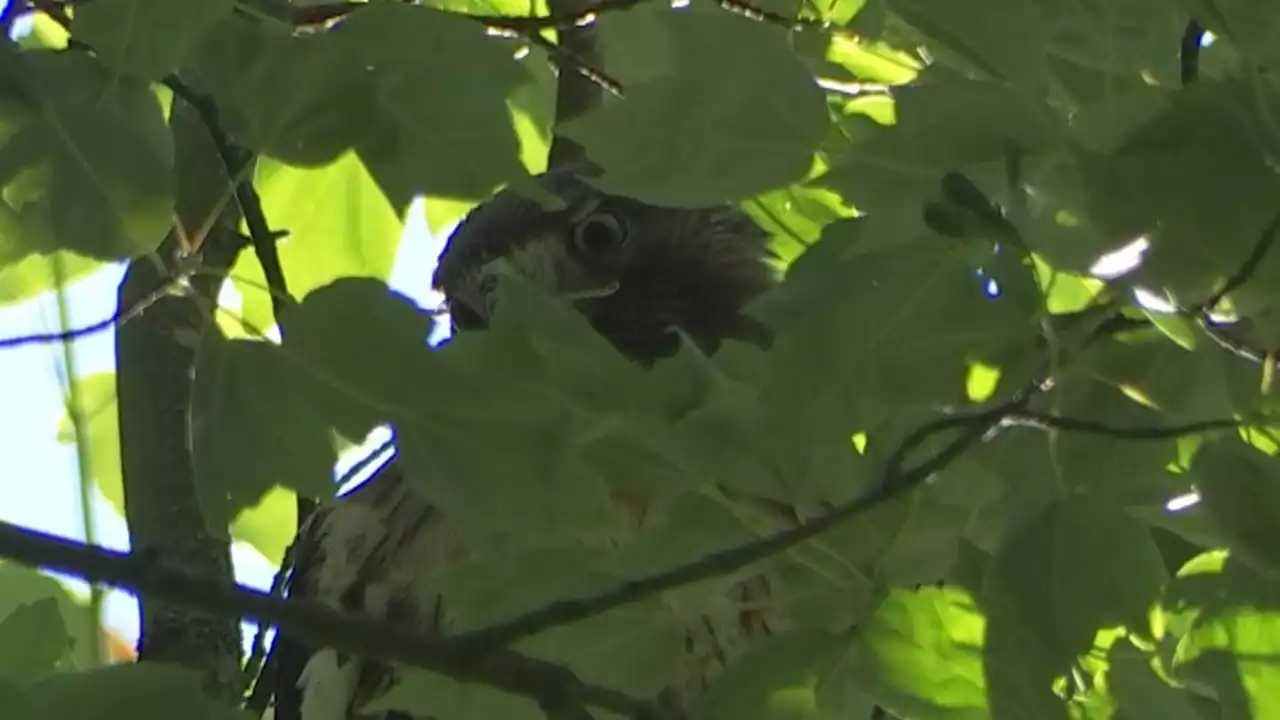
[268,165,786,720]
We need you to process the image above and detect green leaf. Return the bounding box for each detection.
[1108,638,1206,720]
[277,277,436,440]
[367,667,539,720]
[70,0,235,81]
[849,587,989,719]
[693,628,852,720]
[436,545,683,695]
[338,3,534,204]
[562,3,829,206]
[0,251,103,307]
[390,273,695,543]
[817,76,1065,245]
[742,184,855,265]
[0,599,72,680]
[188,15,369,166]
[1191,439,1280,575]
[0,48,173,261]
[1164,552,1280,720]
[23,662,250,720]
[190,333,336,534]
[755,218,1039,429]
[227,153,405,334]
[1078,78,1280,300]
[0,563,98,669]
[982,496,1167,720]
[888,0,1050,93]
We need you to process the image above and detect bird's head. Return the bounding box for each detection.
[432,166,778,364]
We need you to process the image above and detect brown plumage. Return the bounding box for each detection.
[268,166,786,720]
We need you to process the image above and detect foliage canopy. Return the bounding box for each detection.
[2,0,1280,718]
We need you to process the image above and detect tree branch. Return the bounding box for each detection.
[1195,209,1280,315]
[453,392,1034,651]
[114,100,250,698]
[1003,411,1243,440]
[0,520,664,719]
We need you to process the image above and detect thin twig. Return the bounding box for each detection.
[0,520,663,719]
[161,75,292,321]
[1194,209,1280,315]
[1004,411,1242,440]
[0,271,188,352]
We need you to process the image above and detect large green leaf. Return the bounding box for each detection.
[16,662,250,720]
[189,333,336,535]
[849,587,989,719]
[888,0,1050,93]
[694,628,856,720]
[0,563,97,669]
[1163,551,1280,720]
[188,14,368,166]
[563,2,829,205]
[338,3,535,206]
[0,48,173,263]
[0,599,72,681]
[1107,638,1207,720]
[71,0,235,81]
[754,218,1040,431]
[1191,439,1280,576]
[983,496,1168,719]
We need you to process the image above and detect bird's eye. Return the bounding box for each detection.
[572,212,628,255]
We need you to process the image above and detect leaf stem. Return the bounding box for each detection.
[53,253,104,667]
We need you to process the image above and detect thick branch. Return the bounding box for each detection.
[114,100,247,699]
[0,521,662,720]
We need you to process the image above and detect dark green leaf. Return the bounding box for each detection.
[0,48,173,261]
[755,218,1039,429]
[71,0,235,81]
[563,3,829,205]
[24,663,250,720]
[339,3,534,203]
[278,277,435,439]
[983,496,1167,720]
[1191,439,1280,575]
[888,0,1050,93]
[188,15,368,166]
[1078,78,1280,300]
[0,599,71,680]
[190,333,336,532]
[693,628,851,720]
[1108,638,1207,720]
[0,564,97,669]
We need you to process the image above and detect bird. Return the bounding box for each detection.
[264,163,789,720]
